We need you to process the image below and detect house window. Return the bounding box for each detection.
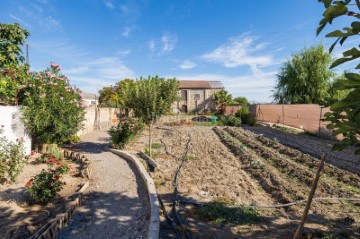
[91,101,96,105]
[194,94,200,100]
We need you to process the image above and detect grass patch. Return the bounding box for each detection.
[184,155,197,161]
[193,122,220,127]
[151,142,164,149]
[196,198,260,225]
[144,147,158,158]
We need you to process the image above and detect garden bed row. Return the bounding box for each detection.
[212,127,299,205]
[240,128,360,189]
[223,127,358,198]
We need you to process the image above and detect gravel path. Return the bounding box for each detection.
[58,129,150,239]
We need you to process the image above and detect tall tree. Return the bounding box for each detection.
[124,76,179,156]
[317,0,360,154]
[215,90,232,113]
[273,44,334,104]
[0,23,30,105]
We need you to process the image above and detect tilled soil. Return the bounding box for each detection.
[126,125,360,239]
[243,125,360,176]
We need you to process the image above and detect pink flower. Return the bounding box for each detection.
[50,63,61,70]
[18,85,25,90]
[40,93,46,98]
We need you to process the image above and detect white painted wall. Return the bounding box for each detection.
[0,106,32,155]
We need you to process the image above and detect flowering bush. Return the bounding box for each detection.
[26,157,71,203]
[108,117,143,149]
[0,126,26,183]
[19,63,85,144]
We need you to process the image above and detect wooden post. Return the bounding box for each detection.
[294,153,327,239]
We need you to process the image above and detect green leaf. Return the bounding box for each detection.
[317,23,327,36]
[342,47,360,57]
[330,56,357,68]
[329,38,340,52]
[326,30,346,37]
[332,142,348,151]
[345,73,360,82]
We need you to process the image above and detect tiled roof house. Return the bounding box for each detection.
[173,80,224,112]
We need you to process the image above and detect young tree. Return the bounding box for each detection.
[317,0,360,154]
[0,23,30,105]
[124,76,179,156]
[215,90,232,114]
[273,44,334,104]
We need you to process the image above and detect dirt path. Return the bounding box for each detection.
[58,129,150,239]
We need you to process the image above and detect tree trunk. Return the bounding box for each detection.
[294,153,326,239]
[148,124,152,157]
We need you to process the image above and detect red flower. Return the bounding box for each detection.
[54,175,60,180]
[48,159,55,163]
[48,183,53,188]
[25,179,33,187]
[56,161,62,166]
[63,182,67,185]
[347,11,356,16]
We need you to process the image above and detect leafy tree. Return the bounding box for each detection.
[0,23,30,105]
[273,44,334,104]
[20,63,85,144]
[215,90,232,114]
[124,76,179,156]
[317,0,360,154]
[327,74,352,103]
[99,79,133,110]
[233,96,250,106]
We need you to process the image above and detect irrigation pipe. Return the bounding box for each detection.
[250,197,360,209]
[179,197,360,209]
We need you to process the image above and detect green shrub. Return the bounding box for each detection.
[219,116,241,127]
[0,127,27,183]
[26,158,70,203]
[20,63,85,144]
[196,198,260,224]
[109,117,143,149]
[235,107,256,125]
[62,135,81,144]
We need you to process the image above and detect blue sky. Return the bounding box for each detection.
[0,0,355,102]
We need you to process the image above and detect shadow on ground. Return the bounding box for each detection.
[158,192,360,239]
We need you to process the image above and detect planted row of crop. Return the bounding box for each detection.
[212,127,302,205]
[239,128,360,190]
[224,127,353,198]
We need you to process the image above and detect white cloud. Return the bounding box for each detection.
[63,66,89,74]
[202,34,273,68]
[180,60,196,69]
[176,72,277,103]
[105,1,114,9]
[117,49,131,56]
[122,26,133,37]
[89,57,135,80]
[148,40,155,51]
[161,34,177,53]
[9,14,32,27]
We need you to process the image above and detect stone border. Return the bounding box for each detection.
[108,149,160,239]
[29,151,91,239]
[139,151,159,168]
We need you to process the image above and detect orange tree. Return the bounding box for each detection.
[318,0,360,154]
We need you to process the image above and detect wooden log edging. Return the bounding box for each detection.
[108,148,160,239]
[29,150,91,239]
